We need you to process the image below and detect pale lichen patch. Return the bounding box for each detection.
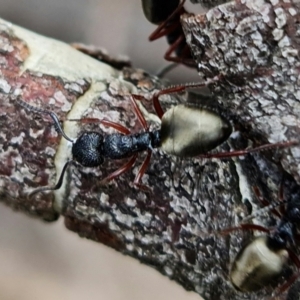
[278,35,291,48]
[10,132,24,145]
[0,78,11,93]
[275,7,287,28]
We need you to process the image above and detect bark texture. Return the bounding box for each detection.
[0,0,300,298]
[181,0,300,299]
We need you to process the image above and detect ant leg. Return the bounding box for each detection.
[164,35,196,67]
[29,160,73,198]
[129,95,149,130]
[69,118,131,135]
[100,119,131,135]
[100,154,138,185]
[132,93,165,121]
[133,76,221,120]
[133,150,152,192]
[151,75,221,118]
[149,0,186,41]
[196,140,298,159]
[253,186,271,207]
[253,186,282,219]
[220,223,271,235]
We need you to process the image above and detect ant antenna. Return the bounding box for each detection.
[156,63,179,78]
[28,160,73,197]
[15,97,74,143]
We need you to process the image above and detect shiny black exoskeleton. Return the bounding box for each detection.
[72,131,160,167]
[142,0,180,24]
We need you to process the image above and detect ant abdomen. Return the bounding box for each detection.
[142,0,180,25]
[160,104,232,157]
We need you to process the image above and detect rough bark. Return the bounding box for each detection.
[0,0,299,298]
[181,0,300,299]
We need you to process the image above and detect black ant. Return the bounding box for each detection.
[16,79,297,196]
[141,0,195,68]
[217,183,300,296]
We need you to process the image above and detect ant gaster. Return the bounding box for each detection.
[141,0,195,68]
[220,185,300,295]
[16,79,297,195]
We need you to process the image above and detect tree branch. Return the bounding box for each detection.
[0,0,299,297]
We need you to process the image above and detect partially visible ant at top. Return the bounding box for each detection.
[16,78,297,196]
[141,0,196,70]
[216,178,300,297]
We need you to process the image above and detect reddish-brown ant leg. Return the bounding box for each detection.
[69,118,131,135]
[100,154,138,185]
[133,92,166,120]
[220,223,271,235]
[133,76,221,120]
[253,186,270,207]
[253,186,282,218]
[149,18,179,41]
[133,149,152,192]
[150,75,222,119]
[148,0,195,66]
[100,119,131,135]
[149,0,186,41]
[129,95,149,130]
[164,35,196,66]
[132,93,165,121]
[196,140,298,159]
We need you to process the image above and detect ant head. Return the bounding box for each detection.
[72,132,105,167]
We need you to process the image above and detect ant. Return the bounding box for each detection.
[217,183,300,296]
[141,0,195,68]
[16,78,297,196]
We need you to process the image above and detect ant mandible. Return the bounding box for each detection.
[16,78,297,196]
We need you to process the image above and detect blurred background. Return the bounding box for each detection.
[1,0,205,83]
[0,1,207,299]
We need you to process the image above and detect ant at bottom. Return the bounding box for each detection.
[16,79,297,196]
[216,183,300,297]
